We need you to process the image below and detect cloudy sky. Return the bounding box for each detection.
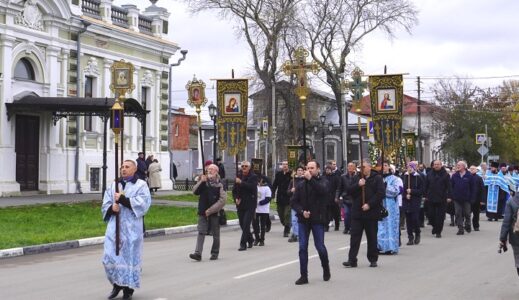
[113,0,519,117]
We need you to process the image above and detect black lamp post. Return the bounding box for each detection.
[208,102,217,160]
[320,114,326,169]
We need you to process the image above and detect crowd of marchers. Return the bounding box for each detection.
[98,155,519,298]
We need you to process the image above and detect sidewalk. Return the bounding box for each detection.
[0,190,247,259]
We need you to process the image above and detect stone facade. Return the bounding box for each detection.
[0,0,179,196]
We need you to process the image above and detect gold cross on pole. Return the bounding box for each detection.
[282,46,319,119]
[342,67,368,113]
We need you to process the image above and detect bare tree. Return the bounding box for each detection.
[298,0,418,163]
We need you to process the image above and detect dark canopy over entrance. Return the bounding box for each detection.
[5,95,150,196]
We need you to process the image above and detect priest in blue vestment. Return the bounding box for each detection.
[377,163,401,254]
[102,159,152,299]
[484,162,509,221]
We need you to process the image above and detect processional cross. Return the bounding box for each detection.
[342,67,368,112]
[282,47,319,164]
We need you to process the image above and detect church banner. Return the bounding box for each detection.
[216,79,249,156]
[287,145,300,170]
[368,74,404,157]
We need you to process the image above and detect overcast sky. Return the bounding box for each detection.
[113,0,519,118]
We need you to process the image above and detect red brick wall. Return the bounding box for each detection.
[171,112,197,150]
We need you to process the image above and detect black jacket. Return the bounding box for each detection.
[272,170,292,205]
[346,170,385,220]
[424,168,451,204]
[402,172,424,213]
[232,171,258,211]
[325,172,341,204]
[290,175,330,225]
[471,173,485,205]
[336,172,357,204]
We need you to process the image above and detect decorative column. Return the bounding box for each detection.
[99,0,113,24]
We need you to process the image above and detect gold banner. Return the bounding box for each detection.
[368,74,404,158]
[216,79,249,156]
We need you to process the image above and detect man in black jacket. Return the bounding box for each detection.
[343,159,385,268]
[324,165,341,231]
[469,165,485,231]
[424,160,452,238]
[291,161,331,285]
[232,161,258,251]
[272,161,293,237]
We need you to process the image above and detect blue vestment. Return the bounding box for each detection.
[377,174,401,253]
[102,178,151,289]
[484,173,509,213]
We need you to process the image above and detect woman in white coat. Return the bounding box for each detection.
[148,159,162,193]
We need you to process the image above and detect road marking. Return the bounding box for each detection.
[234,241,367,279]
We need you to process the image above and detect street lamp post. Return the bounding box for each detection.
[168,50,187,186]
[320,114,326,169]
[208,102,217,160]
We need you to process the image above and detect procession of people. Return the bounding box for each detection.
[102,155,519,298]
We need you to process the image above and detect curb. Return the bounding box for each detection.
[0,219,241,259]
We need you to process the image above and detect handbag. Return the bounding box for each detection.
[218,209,227,226]
[378,205,389,221]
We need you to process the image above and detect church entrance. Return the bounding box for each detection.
[15,115,39,191]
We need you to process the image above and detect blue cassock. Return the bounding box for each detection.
[484,173,509,213]
[377,174,401,253]
[102,177,151,289]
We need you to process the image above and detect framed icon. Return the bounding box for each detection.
[376,88,397,113]
[110,60,135,94]
[223,93,242,116]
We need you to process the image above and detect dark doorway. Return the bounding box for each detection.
[16,115,39,191]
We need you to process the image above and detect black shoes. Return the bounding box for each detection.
[435,233,441,238]
[406,239,414,246]
[342,261,357,268]
[323,265,331,281]
[283,232,289,237]
[465,227,472,233]
[259,241,265,246]
[253,240,260,246]
[247,241,253,248]
[210,254,218,260]
[343,229,350,235]
[295,276,309,285]
[474,227,480,231]
[238,246,247,251]
[122,287,134,300]
[288,235,298,242]
[189,253,202,261]
[414,235,421,245]
[369,262,378,268]
[457,230,464,235]
[107,284,122,299]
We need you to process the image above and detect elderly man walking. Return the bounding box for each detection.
[102,160,152,300]
[451,161,474,235]
[189,164,226,261]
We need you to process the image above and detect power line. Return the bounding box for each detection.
[404,74,519,80]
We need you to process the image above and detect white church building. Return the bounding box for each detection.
[0,0,180,196]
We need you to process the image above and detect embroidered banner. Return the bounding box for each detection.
[368,74,404,158]
[216,79,249,156]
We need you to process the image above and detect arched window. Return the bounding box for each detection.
[14,58,36,80]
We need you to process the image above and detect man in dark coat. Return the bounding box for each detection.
[336,162,358,234]
[451,160,474,235]
[469,165,485,231]
[136,152,147,181]
[402,161,425,245]
[272,161,293,237]
[424,160,451,238]
[343,159,385,268]
[232,161,258,251]
[291,161,330,285]
[324,165,341,231]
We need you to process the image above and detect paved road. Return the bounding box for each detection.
[0,219,517,300]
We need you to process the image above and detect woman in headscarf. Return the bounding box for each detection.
[377,162,402,254]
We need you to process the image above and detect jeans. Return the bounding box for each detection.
[343,203,352,232]
[298,222,329,277]
[291,209,299,237]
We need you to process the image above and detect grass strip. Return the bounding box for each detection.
[0,201,237,249]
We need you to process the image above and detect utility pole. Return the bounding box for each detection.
[271,80,277,177]
[417,76,423,163]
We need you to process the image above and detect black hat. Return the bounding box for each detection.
[138,152,144,155]
[499,163,507,168]
[490,161,499,168]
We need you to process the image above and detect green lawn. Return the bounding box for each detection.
[157,192,236,204]
[0,201,237,249]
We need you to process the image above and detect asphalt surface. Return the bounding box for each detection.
[0,217,517,300]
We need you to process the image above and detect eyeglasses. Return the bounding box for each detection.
[241,165,250,168]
